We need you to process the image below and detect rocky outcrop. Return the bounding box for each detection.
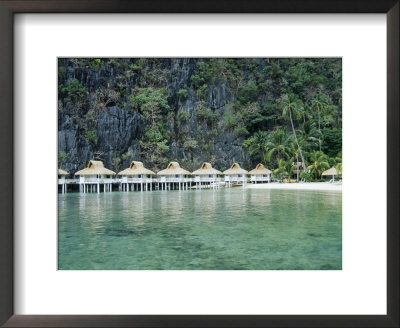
[58,58,341,173]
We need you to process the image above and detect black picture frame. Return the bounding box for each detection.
[0,1,398,327]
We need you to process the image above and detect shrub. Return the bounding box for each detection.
[236,81,258,105]
[190,74,205,88]
[59,78,86,102]
[58,66,66,80]
[58,151,69,167]
[322,128,342,157]
[177,110,190,123]
[88,58,102,69]
[196,84,208,100]
[234,126,249,136]
[223,110,237,129]
[300,171,313,182]
[84,129,98,145]
[177,88,188,100]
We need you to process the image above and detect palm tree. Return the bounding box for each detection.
[311,93,330,132]
[307,151,330,179]
[279,94,306,171]
[273,158,288,180]
[311,93,330,150]
[336,162,343,176]
[243,130,269,162]
[298,121,320,153]
[265,129,290,165]
[287,139,302,181]
[333,151,342,176]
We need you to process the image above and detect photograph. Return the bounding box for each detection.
[58,58,342,270]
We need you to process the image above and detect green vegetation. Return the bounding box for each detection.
[111,151,122,172]
[58,151,69,168]
[84,128,98,146]
[307,151,330,179]
[88,58,102,69]
[59,78,86,103]
[58,58,341,174]
[177,88,188,100]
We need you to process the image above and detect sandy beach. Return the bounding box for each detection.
[246,182,342,191]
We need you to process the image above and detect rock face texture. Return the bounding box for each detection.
[58,58,341,173]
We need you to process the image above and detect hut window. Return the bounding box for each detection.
[58,175,61,179]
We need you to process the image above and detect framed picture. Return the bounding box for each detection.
[0,1,398,327]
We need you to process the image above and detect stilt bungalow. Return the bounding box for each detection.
[223,163,248,187]
[75,160,116,193]
[157,162,192,191]
[192,162,223,189]
[322,167,341,182]
[248,163,272,184]
[118,161,156,192]
[58,169,68,193]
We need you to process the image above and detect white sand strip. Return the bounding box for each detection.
[246,182,342,191]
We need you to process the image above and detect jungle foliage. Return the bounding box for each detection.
[58,58,342,177]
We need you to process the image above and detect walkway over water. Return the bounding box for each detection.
[58,176,271,193]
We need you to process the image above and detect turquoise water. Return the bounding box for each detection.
[58,188,342,270]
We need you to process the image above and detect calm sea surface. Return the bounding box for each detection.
[58,188,342,270]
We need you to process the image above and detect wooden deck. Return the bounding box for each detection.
[59,176,271,193]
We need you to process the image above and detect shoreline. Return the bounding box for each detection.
[245,182,342,191]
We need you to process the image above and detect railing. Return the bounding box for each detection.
[194,177,223,183]
[65,176,246,185]
[78,178,114,183]
[121,177,154,183]
[158,177,193,183]
[163,177,177,182]
[225,176,246,182]
[250,176,270,182]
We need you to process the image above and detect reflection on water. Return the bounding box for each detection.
[58,188,342,270]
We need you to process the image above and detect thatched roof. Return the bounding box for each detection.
[223,163,248,175]
[322,167,338,176]
[74,160,116,176]
[157,162,191,176]
[248,163,272,175]
[58,169,68,175]
[192,162,222,175]
[118,161,155,176]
